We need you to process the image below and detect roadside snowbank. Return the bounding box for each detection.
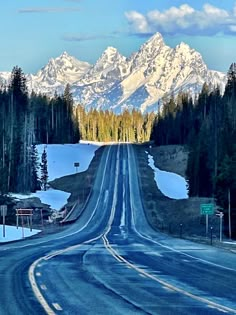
[0,225,41,243]
[147,153,189,199]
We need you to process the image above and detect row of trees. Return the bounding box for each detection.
[75,105,155,142]
[0,67,79,194]
[151,64,236,236]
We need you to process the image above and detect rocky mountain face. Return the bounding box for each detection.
[0,33,226,113]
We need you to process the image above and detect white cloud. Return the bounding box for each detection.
[125,11,150,33]
[125,3,236,36]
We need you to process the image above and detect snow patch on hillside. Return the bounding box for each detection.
[37,142,100,181]
[13,142,101,211]
[147,153,189,199]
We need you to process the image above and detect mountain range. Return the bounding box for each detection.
[0,33,226,113]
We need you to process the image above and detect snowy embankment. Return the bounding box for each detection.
[146,152,189,199]
[0,225,41,243]
[13,142,101,211]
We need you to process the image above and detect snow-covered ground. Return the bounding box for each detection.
[0,225,41,243]
[12,141,101,211]
[37,141,101,181]
[147,153,189,199]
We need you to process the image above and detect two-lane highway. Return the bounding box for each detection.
[1,144,236,314]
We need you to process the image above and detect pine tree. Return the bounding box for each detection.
[8,66,29,192]
[31,144,40,192]
[40,148,48,191]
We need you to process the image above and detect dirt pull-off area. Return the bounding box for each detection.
[134,144,223,244]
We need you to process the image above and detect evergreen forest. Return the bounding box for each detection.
[75,105,155,143]
[151,63,236,236]
[0,67,79,194]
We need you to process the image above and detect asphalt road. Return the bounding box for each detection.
[0,144,236,315]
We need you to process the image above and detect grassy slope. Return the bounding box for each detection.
[134,143,220,240]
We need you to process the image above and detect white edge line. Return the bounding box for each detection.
[28,258,56,315]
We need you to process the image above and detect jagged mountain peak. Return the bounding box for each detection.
[130,32,170,70]
[139,32,166,53]
[97,46,126,65]
[60,51,71,58]
[103,46,119,55]
[176,42,191,51]
[145,32,165,45]
[80,46,128,85]
[35,51,91,86]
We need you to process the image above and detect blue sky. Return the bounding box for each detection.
[1,0,236,73]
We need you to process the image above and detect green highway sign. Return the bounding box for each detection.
[200,204,214,215]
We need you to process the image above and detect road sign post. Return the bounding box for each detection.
[16,209,33,235]
[200,204,214,236]
[74,162,80,173]
[0,205,7,238]
[216,212,224,242]
[210,227,213,245]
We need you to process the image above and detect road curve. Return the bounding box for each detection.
[0,144,236,315]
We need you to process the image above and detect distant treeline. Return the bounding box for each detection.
[0,67,79,194]
[75,105,155,143]
[151,64,236,226]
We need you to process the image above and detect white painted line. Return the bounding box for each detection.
[52,303,63,311]
[207,305,229,313]
[28,258,56,315]
[120,182,125,227]
[123,159,126,175]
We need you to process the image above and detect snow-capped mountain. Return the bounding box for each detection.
[27,52,92,95]
[0,71,11,86]
[0,33,226,112]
